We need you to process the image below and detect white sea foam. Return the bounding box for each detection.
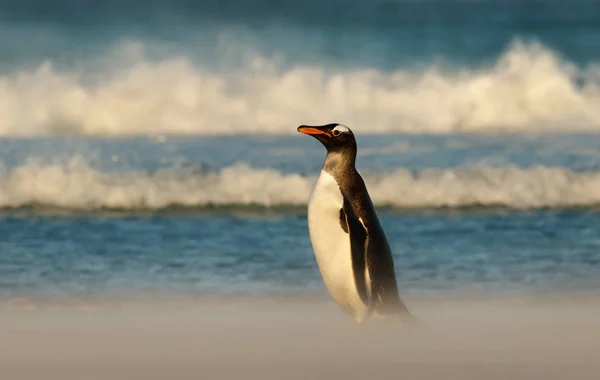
[1,39,600,136]
[2,155,600,211]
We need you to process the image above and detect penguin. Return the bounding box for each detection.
[298,123,414,323]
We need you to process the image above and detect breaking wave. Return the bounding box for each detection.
[1,39,600,137]
[3,155,600,212]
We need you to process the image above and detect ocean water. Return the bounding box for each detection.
[1,0,600,302]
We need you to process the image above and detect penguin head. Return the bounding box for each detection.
[297,123,356,152]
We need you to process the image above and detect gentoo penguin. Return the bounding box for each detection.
[298,123,413,323]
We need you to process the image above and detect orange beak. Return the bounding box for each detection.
[297,126,331,137]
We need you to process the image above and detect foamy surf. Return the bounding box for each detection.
[2,154,600,212]
[1,39,600,137]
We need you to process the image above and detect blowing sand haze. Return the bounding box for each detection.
[2,297,600,380]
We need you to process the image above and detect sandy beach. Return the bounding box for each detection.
[1,296,599,380]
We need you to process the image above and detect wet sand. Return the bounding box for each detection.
[1,296,600,379]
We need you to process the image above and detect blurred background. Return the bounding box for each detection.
[1,0,600,302]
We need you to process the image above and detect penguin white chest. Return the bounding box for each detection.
[307,170,366,317]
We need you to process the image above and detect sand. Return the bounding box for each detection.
[1,296,600,380]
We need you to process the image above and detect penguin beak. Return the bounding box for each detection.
[297,125,332,138]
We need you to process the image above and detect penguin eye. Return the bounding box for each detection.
[332,129,341,137]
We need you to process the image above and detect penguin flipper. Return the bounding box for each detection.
[366,238,413,318]
[351,204,412,318]
[341,198,370,307]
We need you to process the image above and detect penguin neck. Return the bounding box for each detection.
[322,146,357,177]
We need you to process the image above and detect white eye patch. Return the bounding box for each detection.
[332,124,351,134]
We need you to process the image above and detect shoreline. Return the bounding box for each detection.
[3,290,600,310]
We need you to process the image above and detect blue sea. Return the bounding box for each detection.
[1,0,600,302]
